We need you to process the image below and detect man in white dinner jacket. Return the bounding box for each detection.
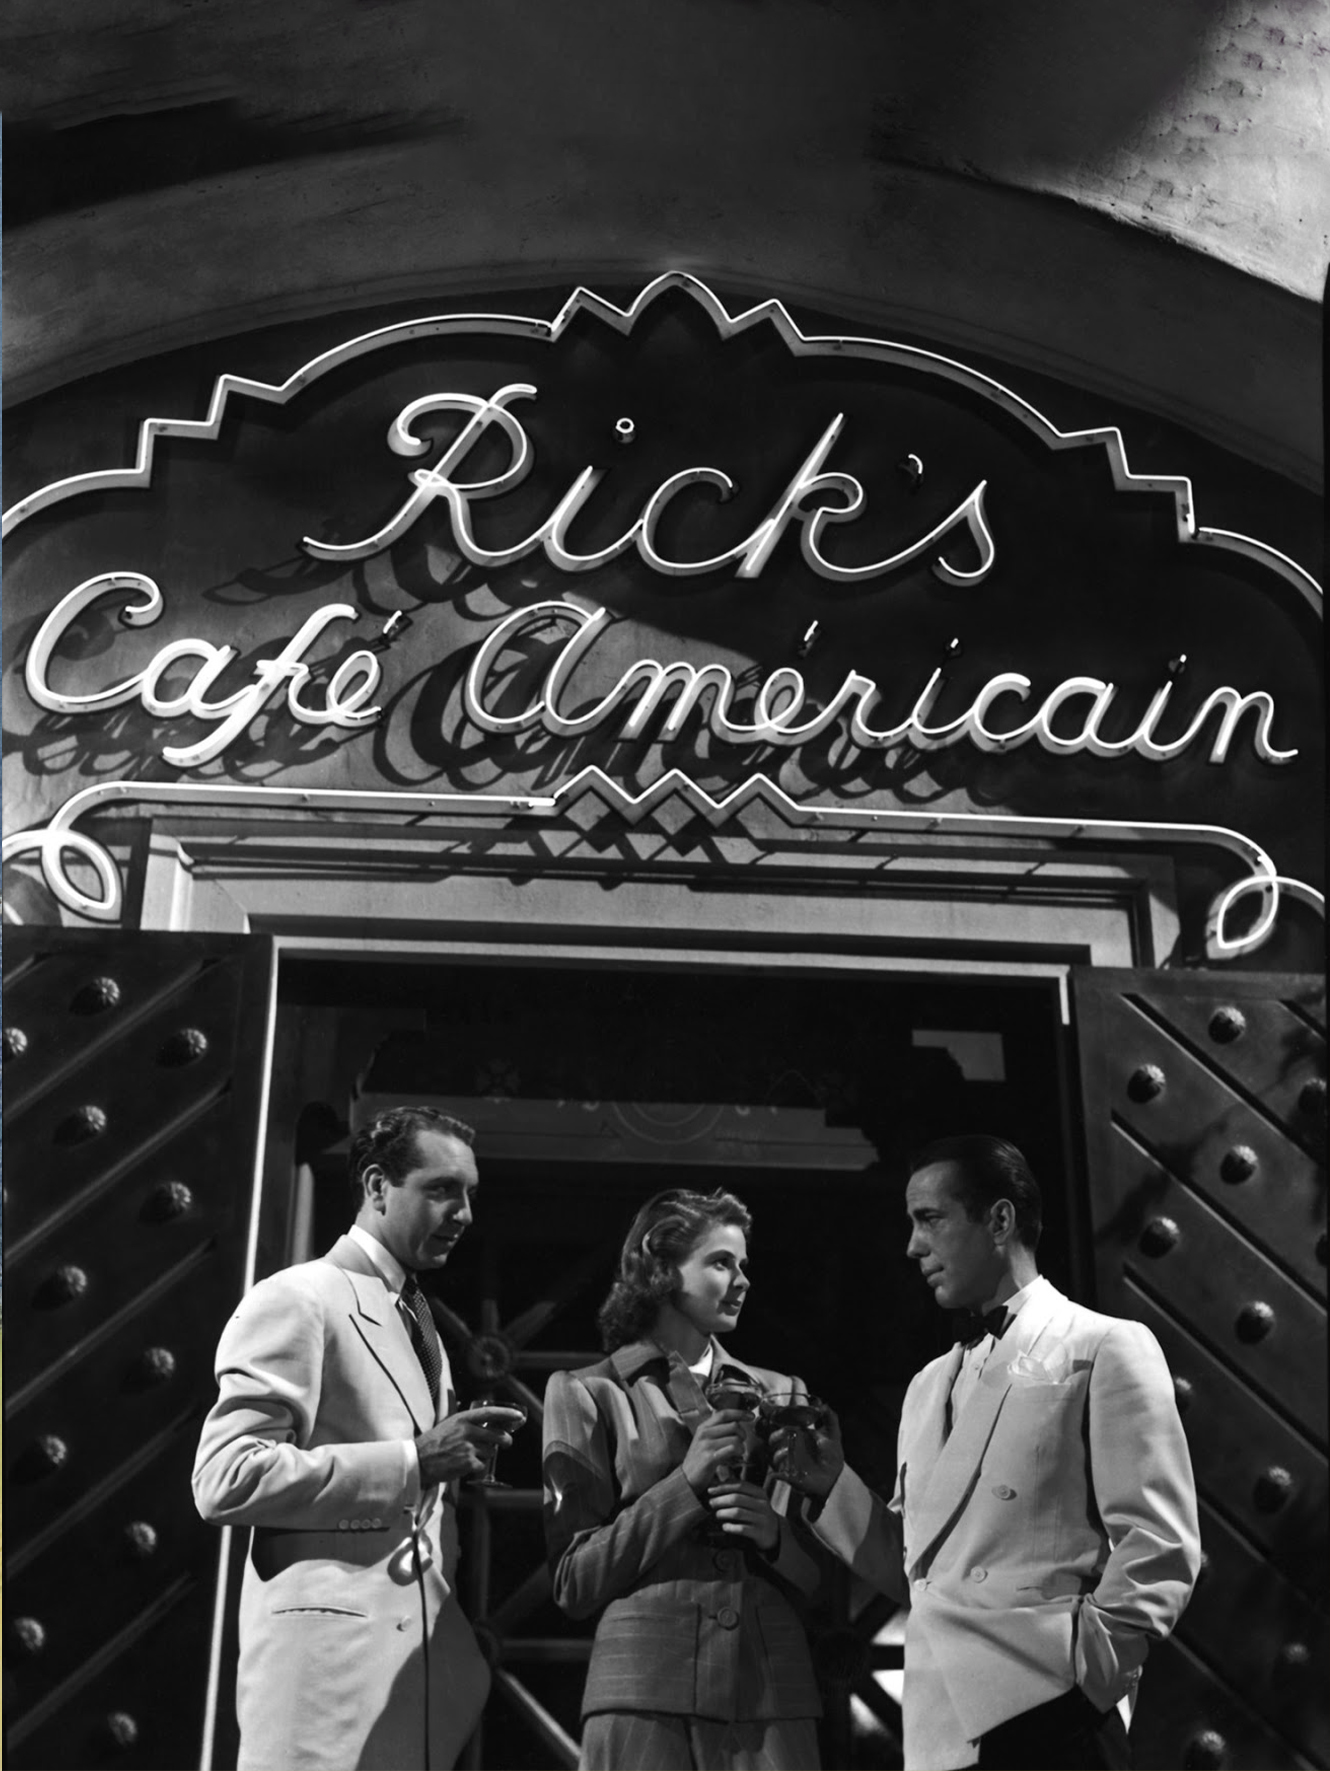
[194,1106,524,1771]
[788,1134,1201,1771]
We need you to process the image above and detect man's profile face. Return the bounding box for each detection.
[905,1160,1004,1312]
[368,1129,479,1272]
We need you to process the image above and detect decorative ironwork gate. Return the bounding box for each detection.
[3,927,275,1770]
[1072,968,1326,1771]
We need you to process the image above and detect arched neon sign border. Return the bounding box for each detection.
[2,270,1323,618]
[2,272,1323,957]
[2,769,1321,963]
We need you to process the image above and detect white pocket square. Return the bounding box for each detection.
[1007,1348,1074,1386]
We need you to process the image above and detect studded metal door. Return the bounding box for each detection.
[1072,968,1326,1771]
[3,927,276,1771]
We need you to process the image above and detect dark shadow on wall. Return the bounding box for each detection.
[3,0,1231,223]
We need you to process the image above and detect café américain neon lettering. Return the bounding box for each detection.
[26,579,1296,771]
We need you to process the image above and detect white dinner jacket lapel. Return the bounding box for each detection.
[901,1345,961,1510]
[326,1234,438,1434]
[907,1281,1064,1575]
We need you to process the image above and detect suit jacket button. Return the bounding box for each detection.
[714,1552,735,1574]
[970,1566,988,1582]
[338,1520,350,1530]
[992,1485,1016,1500]
[717,1607,740,1628]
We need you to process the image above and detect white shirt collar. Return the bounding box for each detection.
[349,1223,409,1296]
[687,1343,717,1381]
[960,1275,1049,1369]
[1003,1273,1049,1319]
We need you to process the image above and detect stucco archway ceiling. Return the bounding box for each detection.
[2,0,1325,484]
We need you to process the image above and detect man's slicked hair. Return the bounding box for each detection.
[348,1106,476,1210]
[908,1134,1043,1249]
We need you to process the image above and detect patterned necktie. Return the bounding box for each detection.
[399,1275,442,1408]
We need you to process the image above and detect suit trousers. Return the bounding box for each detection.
[974,1686,1131,1771]
[579,1712,820,1771]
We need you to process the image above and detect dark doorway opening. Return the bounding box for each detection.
[257,956,1073,1768]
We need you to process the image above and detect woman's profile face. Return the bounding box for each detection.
[670,1223,750,1340]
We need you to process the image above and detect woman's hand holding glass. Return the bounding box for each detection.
[706,1477,780,1552]
[683,1408,751,1495]
[694,1382,780,1550]
[702,1376,764,1481]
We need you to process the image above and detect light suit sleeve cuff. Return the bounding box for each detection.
[799,1465,850,1525]
[403,1438,423,1508]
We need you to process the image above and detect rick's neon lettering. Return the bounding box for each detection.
[300,384,996,587]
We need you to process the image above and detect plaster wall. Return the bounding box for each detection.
[2,1,1325,485]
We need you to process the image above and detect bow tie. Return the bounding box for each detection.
[956,1306,1012,1348]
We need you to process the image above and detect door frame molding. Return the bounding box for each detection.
[132,813,1180,975]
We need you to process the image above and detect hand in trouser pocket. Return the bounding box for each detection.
[976,1684,1131,1771]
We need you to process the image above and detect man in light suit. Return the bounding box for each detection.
[194,1106,525,1771]
[786,1135,1200,1771]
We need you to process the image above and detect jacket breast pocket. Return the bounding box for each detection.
[997,1384,1080,1463]
[271,1603,369,1618]
[1001,1382,1079,1428]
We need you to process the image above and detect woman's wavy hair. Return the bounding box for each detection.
[597,1187,752,1352]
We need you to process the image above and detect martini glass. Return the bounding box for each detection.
[757,1391,832,1491]
[702,1375,766,1484]
[468,1395,528,1489]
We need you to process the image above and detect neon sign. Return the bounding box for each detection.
[300,385,997,588]
[23,574,381,768]
[2,765,1321,962]
[2,272,1319,624]
[3,273,1322,960]
[22,579,1296,772]
[465,599,1295,763]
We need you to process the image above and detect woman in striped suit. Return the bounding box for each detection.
[542,1187,824,1770]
